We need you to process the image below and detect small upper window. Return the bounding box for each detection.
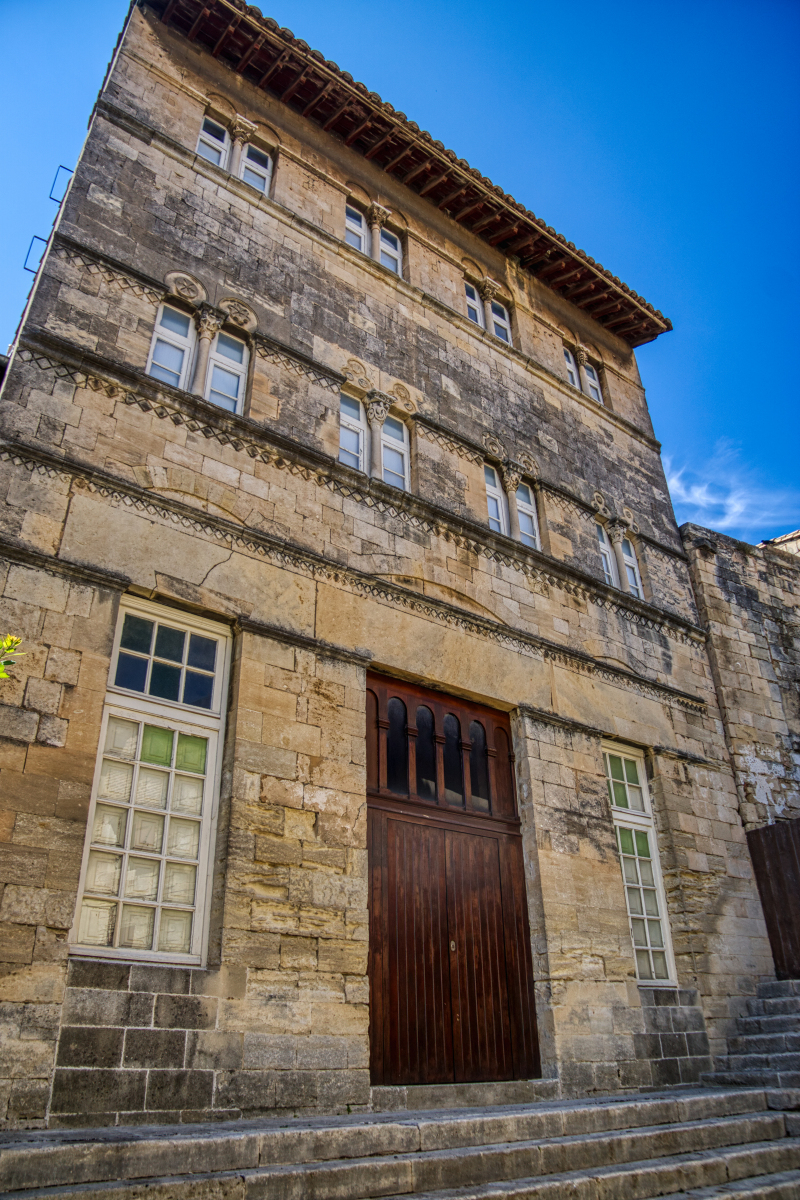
[564,348,579,388]
[339,395,367,473]
[622,537,643,599]
[465,283,484,328]
[240,144,272,193]
[516,483,540,550]
[147,304,195,391]
[491,300,511,343]
[484,465,507,535]
[196,117,229,168]
[205,331,248,414]
[113,611,222,713]
[345,205,368,253]
[380,228,402,275]
[381,416,408,490]
[596,523,618,587]
[584,362,603,404]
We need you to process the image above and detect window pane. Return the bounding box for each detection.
[159,307,191,338]
[465,283,477,301]
[115,653,148,693]
[188,634,217,673]
[166,818,200,860]
[121,615,153,656]
[99,760,133,803]
[639,859,655,886]
[617,827,635,855]
[612,780,628,807]
[125,858,160,901]
[158,909,192,954]
[467,304,481,324]
[484,465,497,488]
[131,811,165,854]
[380,250,399,272]
[119,904,155,950]
[635,830,650,857]
[183,670,214,709]
[150,341,184,387]
[172,775,204,815]
[643,889,659,916]
[154,626,186,664]
[141,725,174,768]
[493,322,509,341]
[105,716,139,759]
[243,166,267,191]
[135,768,169,810]
[346,206,363,226]
[93,804,127,847]
[415,705,436,800]
[596,523,608,546]
[491,301,507,319]
[246,145,271,169]
[164,863,197,905]
[79,899,116,946]
[203,118,226,142]
[648,920,664,948]
[623,857,638,884]
[197,140,222,166]
[381,230,399,250]
[384,416,404,441]
[340,395,361,420]
[469,721,490,812]
[519,512,537,547]
[652,951,669,979]
[216,333,245,364]
[150,661,181,702]
[627,887,643,915]
[210,364,240,400]
[386,697,409,795]
[345,229,363,251]
[636,949,652,979]
[339,425,360,466]
[86,851,122,896]
[443,713,463,805]
[175,734,208,775]
[516,484,532,506]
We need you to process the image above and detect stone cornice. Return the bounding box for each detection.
[0,533,131,592]
[12,334,704,646]
[0,440,708,714]
[90,99,661,453]
[236,616,372,667]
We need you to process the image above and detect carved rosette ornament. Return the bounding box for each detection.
[517,451,539,478]
[621,506,640,534]
[164,271,207,305]
[481,432,506,459]
[219,297,257,333]
[592,490,612,519]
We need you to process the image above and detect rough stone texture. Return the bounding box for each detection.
[0,4,779,1127]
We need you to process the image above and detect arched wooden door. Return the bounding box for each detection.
[367,674,540,1086]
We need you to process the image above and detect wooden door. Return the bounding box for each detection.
[747,818,800,980]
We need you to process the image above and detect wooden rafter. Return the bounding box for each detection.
[236,33,265,73]
[258,48,292,88]
[438,184,468,210]
[321,98,353,132]
[212,15,241,57]
[187,5,211,41]
[344,112,376,147]
[403,158,434,186]
[383,144,414,172]
[364,128,397,160]
[418,170,451,198]
[281,66,312,103]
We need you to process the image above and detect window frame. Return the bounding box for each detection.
[146,303,196,392]
[338,394,368,474]
[239,143,273,194]
[345,204,369,255]
[583,361,603,404]
[379,227,402,275]
[621,536,644,599]
[596,522,619,587]
[563,347,580,389]
[380,414,409,490]
[484,464,508,536]
[204,328,249,415]
[465,282,485,328]
[603,742,676,984]
[196,116,230,169]
[515,482,541,550]
[490,299,512,343]
[71,598,232,967]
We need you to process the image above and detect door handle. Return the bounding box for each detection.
[450,940,456,952]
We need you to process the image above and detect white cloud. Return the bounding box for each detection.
[664,440,800,543]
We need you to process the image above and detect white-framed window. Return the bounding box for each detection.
[564,347,580,388]
[381,415,409,489]
[465,282,484,328]
[205,330,248,414]
[603,744,675,983]
[72,599,231,965]
[196,117,229,168]
[491,300,512,343]
[240,144,272,193]
[584,362,603,404]
[380,228,402,275]
[516,483,540,550]
[596,522,619,587]
[484,465,507,535]
[339,394,367,472]
[147,304,196,391]
[345,205,368,253]
[621,536,643,599]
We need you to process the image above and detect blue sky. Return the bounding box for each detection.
[1,0,797,542]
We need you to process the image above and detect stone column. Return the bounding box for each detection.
[228,115,257,178]
[574,345,592,397]
[479,277,502,335]
[501,460,523,540]
[191,306,224,397]
[607,521,631,593]
[366,397,390,479]
[367,202,391,264]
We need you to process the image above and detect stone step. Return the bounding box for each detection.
[757,981,800,1001]
[717,1055,800,1073]
[738,1016,800,1037]
[705,1072,800,1089]
[746,998,800,1018]
[765,1089,800,1113]
[728,1036,800,1056]
[372,1079,559,1112]
[0,1108,790,1199]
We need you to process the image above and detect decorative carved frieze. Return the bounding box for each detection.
[164,270,207,305]
[53,244,162,304]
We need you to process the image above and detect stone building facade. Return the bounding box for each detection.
[0,0,783,1128]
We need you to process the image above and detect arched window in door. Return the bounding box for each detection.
[415,705,436,801]
[469,720,490,813]
[386,697,408,795]
[443,713,464,806]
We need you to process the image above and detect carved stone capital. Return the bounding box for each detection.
[230,114,258,144]
[606,520,627,546]
[366,399,390,427]
[478,276,502,302]
[367,202,391,229]
[500,459,523,493]
[194,305,225,340]
[574,345,587,366]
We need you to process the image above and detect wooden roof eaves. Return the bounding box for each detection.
[150,0,672,346]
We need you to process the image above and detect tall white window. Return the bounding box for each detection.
[516,483,540,550]
[196,117,229,168]
[205,331,248,414]
[380,228,402,275]
[240,144,272,193]
[484,465,507,535]
[491,300,512,342]
[465,283,484,328]
[596,522,618,587]
[72,600,231,964]
[381,415,409,489]
[147,304,196,391]
[584,362,603,404]
[345,205,368,253]
[604,745,674,983]
[338,395,367,472]
[564,347,580,388]
[622,536,643,599]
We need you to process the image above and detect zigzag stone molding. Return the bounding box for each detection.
[53,244,162,305]
[13,348,703,649]
[416,423,483,464]
[0,446,707,714]
[254,340,340,393]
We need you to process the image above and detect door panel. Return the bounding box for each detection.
[446,829,513,1082]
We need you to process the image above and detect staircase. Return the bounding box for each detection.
[1,1087,798,1199]
[704,980,800,1104]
